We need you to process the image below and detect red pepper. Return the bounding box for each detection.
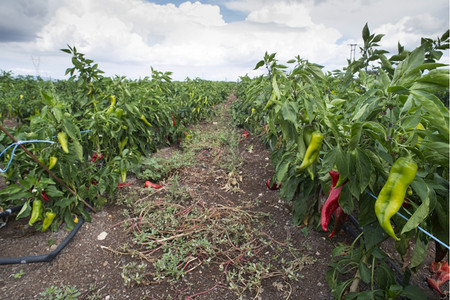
[265,178,281,190]
[427,261,449,295]
[40,191,50,202]
[172,114,176,127]
[242,130,249,139]
[145,180,163,189]
[92,153,103,162]
[321,170,348,232]
[117,182,132,188]
[328,206,348,237]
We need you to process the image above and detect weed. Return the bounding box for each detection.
[121,261,148,287]
[38,285,81,300]
[13,269,24,279]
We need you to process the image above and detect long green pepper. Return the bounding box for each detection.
[375,156,417,241]
[296,131,324,171]
[29,200,44,226]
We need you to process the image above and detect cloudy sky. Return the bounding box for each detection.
[0,0,448,81]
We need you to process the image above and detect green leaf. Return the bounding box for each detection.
[281,101,298,124]
[16,200,31,220]
[73,139,84,162]
[272,76,281,99]
[38,178,56,185]
[319,147,337,174]
[362,23,370,42]
[363,222,387,249]
[401,184,435,234]
[355,148,372,194]
[359,261,371,284]
[62,118,80,141]
[254,60,264,70]
[349,123,363,151]
[338,184,353,214]
[0,184,23,195]
[276,159,291,184]
[410,237,428,270]
[401,285,427,300]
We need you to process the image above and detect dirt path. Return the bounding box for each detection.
[0,96,442,299]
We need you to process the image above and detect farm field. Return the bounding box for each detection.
[0,25,449,299]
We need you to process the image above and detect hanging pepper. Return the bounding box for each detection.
[42,210,56,232]
[41,191,50,202]
[119,137,128,154]
[140,115,152,127]
[48,156,58,170]
[328,206,348,237]
[28,199,44,226]
[172,113,176,127]
[106,95,116,114]
[265,178,281,190]
[321,170,348,232]
[375,156,418,241]
[296,131,323,172]
[57,131,69,153]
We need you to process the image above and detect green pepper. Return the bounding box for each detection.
[106,95,116,114]
[296,131,324,171]
[57,131,69,153]
[48,156,58,170]
[29,199,44,226]
[375,156,418,241]
[140,115,152,127]
[42,210,56,232]
[119,137,128,154]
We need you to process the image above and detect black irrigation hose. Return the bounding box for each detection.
[342,214,405,286]
[0,204,23,219]
[0,205,85,265]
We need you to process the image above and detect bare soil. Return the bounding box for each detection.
[0,97,447,299]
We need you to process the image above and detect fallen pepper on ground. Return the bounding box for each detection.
[145,181,163,189]
[427,261,449,295]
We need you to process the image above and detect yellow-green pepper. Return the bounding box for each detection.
[375,156,418,241]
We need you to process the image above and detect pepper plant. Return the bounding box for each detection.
[232,25,449,297]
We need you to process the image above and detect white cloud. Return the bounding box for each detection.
[245,1,314,27]
[375,14,447,52]
[0,0,448,80]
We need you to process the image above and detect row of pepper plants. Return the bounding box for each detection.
[0,45,235,232]
[232,24,449,298]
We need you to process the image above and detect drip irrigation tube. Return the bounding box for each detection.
[342,214,405,286]
[0,204,85,265]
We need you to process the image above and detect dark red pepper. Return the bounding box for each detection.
[265,178,281,190]
[40,191,50,202]
[92,153,103,162]
[328,206,348,237]
[321,170,348,232]
[117,182,132,188]
[172,114,176,127]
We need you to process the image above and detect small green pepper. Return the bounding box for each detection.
[48,156,58,170]
[29,200,44,226]
[140,115,152,127]
[296,131,324,171]
[42,210,56,232]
